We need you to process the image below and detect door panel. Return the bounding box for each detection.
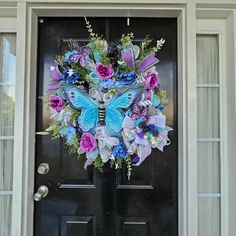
[35,17,178,236]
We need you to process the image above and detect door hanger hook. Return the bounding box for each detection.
[127,17,130,27]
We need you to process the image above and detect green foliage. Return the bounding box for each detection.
[47,120,62,139]
[121,33,134,47]
[139,36,165,60]
[93,156,104,173]
[116,64,133,74]
[84,18,110,65]
[55,55,65,65]
[126,156,132,180]
[85,17,97,40]
[116,158,124,169]
[139,35,152,59]
[157,90,169,106]
[70,110,80,124]
[68,134,79,155]
[110,158,115,168]
[39,95,51,110]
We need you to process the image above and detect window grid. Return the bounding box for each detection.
[197,83,220,88]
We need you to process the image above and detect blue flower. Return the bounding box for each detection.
[112,143,128,159]
[60,126,76,144]
[64,50,78,63]
[100,79,115,89]
[117,71,136,85]
[62,68,81,84]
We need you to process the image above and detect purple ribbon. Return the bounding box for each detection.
[138,53,159,72]
[70,47,91,67]
[121,48,135,69]
[50,65,61,81]
[48,81,59,90]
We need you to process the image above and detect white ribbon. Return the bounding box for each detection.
[95,126,119,163]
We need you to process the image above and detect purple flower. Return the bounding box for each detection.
[145,72,159,89]
[96,63,114,80]
[49,95,64,112]
[80,133,97,153]
[112,143,128,159]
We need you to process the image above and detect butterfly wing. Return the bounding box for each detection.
[106,89,141,134]
[61,85,98,132]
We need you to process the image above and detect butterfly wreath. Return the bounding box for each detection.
[40,18,172,179]
[61,85,141,134]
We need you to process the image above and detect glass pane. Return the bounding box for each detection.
[0,34,16,84]
[197,88,220,138]
[0,86,15,136]
[198,142,220,193]
[0,33,16,136]
[0,195,12,236]
[198,197,220,236]
[197,35,219,84]
[0,140,14,190]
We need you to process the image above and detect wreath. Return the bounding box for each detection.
[41,18,172,179]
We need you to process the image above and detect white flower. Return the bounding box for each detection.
[67,68,74,77]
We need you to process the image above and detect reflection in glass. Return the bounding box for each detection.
[0,140,14,190]
[197,142,220,193]
[0,196,12,236]
[197,35,219,84]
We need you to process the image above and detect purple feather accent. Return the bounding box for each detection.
[147,124,156,130]
[137,131,145,138]
[132,156,140,164]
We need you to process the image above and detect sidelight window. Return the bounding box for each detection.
[0,33,16,236]
[197,34,221,236]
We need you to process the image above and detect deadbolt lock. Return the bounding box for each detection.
[37,163,50,175]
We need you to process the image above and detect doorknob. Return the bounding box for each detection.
[37,163,50,175]
[34,185,49,201]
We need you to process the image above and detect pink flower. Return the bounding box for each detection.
[96,63,114,80]
[80,133,97,153]
[145,72,159,89]
[49,95,64,112]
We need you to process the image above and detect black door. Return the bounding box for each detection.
[35,17,177,236]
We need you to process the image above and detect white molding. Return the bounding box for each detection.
[186,3,198,236]
[196,15,230,236]
[197,83,220,87]
[225,10,236,236]
[197,138,221,142]
[11,3,26,236]
[198,193,221,197]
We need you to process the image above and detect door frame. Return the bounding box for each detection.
[12,2,198,236]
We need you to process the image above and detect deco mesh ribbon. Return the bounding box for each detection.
[42,19,172,179]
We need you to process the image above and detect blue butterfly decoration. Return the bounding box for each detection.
[61,85,141,134]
